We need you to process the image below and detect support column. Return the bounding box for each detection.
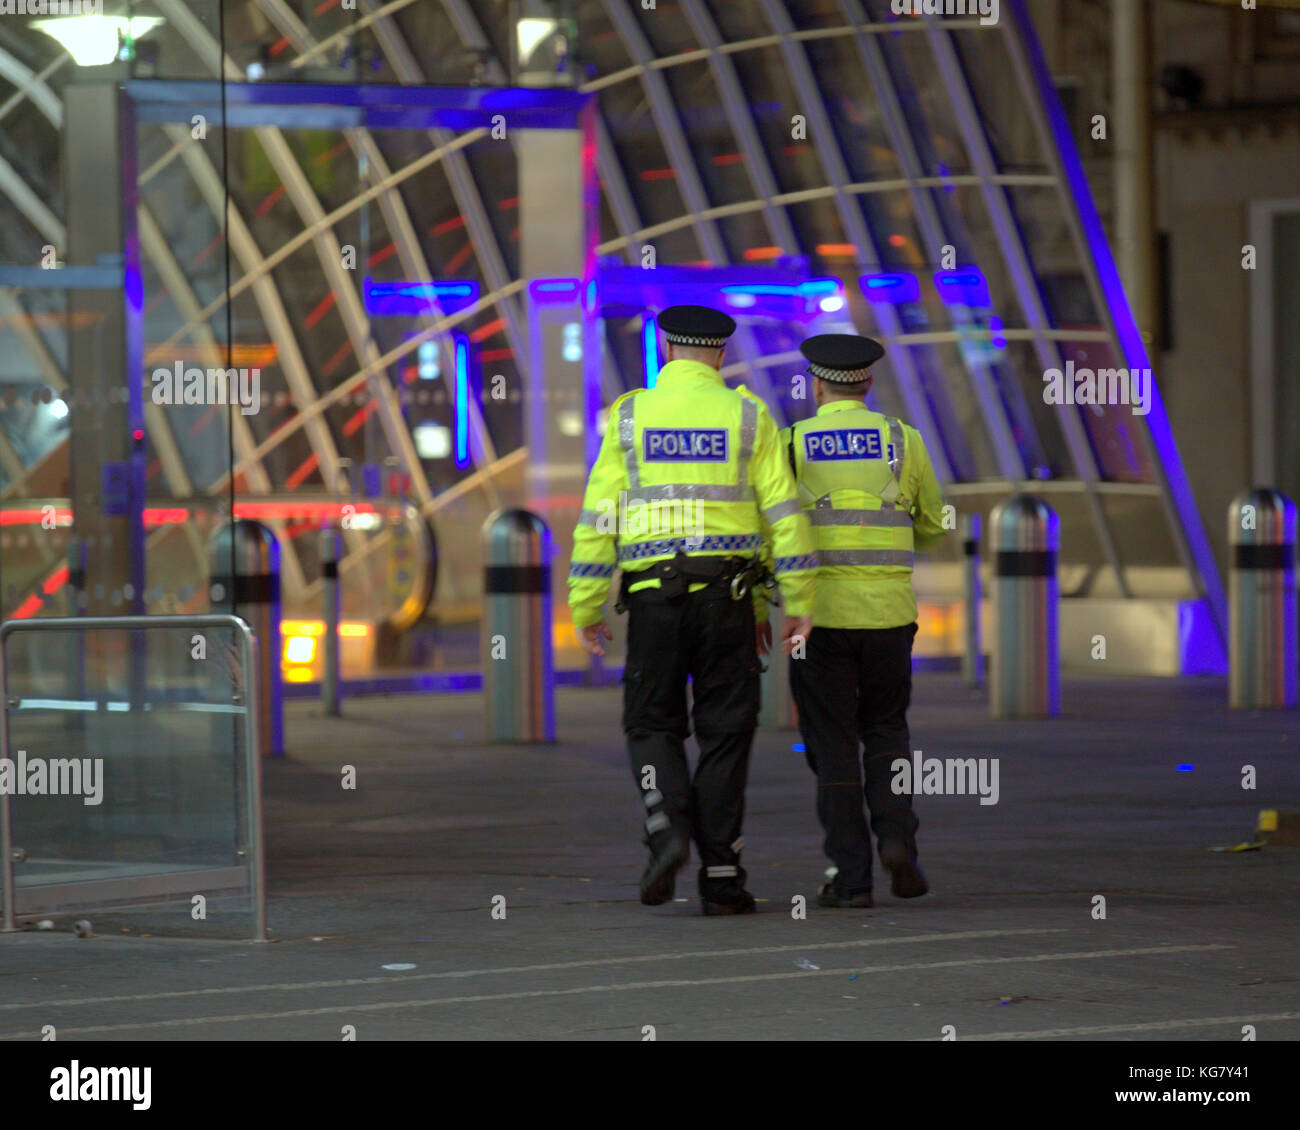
[517,99,601,632]
[1112,0,1157,343]
[64,83,145,617]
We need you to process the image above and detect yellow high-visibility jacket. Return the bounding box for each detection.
[568,359,817,629]
[780,399,947,629]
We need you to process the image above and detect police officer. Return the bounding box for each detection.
[569,305,816,916]
[782,333,947,908]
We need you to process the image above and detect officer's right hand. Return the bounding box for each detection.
[781,616,813,657]
[576,622,613,657]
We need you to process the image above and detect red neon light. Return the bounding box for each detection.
[431,216,466,237]
[304,292,337,330]
[10,564,70,620]
[341,399,376,437]
[444,241,475,275]
[0,508,72,526]
[285,452,320,490]
[469,317,505,344]
[145,508,189,525]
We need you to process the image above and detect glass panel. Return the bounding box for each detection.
[951,27,1051,174]
[804,33,905,184]
[708,0,779,41]
[730,46,828,196]
[4,620,253,916]
[859,0,976,176]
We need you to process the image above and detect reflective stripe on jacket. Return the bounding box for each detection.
[781,399,947,629]
[568,359,816,628]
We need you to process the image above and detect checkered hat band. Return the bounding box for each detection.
[665,333,728,348]
[809,361,872,382]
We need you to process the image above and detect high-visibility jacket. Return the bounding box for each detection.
[568,359,817,629]
[780,399,947,629]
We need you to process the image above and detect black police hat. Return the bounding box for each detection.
[799,333,885,383]
[658,305,736,349]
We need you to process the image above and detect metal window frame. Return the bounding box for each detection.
[1004,0,1227,641]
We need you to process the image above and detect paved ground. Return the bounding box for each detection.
[1,674,1297,1041]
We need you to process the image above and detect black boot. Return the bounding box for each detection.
[817,881,873,908]
[640,832,690,906]
[879,840,928,899]
[702,888,757,916]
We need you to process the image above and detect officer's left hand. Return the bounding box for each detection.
[576,622,613,657]
[756,620,772,656]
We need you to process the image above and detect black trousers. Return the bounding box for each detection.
[790,624,920,895]
[622,587,760,897]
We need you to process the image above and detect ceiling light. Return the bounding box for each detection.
[33,15,163,68]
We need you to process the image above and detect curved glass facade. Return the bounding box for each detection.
[0,0,1225,671]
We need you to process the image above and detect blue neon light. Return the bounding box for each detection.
[643,314,659,389]
[530,277,581,303]
[721,283,797,296]
[718,278,841,299]
[365,277,479,317]
[454,334,469,468]
[800,278,840,296]
[598,262,838,321]
[933,269,991,308]
[860,273,921,304]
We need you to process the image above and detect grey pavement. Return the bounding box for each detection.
[1,674,1297,1041]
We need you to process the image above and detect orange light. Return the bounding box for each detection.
[743,246,783,261]
[816,243,857,258]
[281,620,325,637]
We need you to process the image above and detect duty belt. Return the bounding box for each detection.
[616,552,770,610]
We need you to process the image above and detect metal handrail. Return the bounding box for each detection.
[0,614,266,942]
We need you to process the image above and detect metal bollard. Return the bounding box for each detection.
[1228,489,1297,710]
[482,509,555,742]
[989,495,1059,719]
[210,520,283,756]
[961,512,984,688]
[321,525,341,717]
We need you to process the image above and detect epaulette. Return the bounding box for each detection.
[735,384,770,410]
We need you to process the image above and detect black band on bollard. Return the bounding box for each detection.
[484,564,550,594]
[211,573,281,604]
[323,561,339,579]
[963,539,978,556]
[995,550,1056,577]
[1233,543,1295,570]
